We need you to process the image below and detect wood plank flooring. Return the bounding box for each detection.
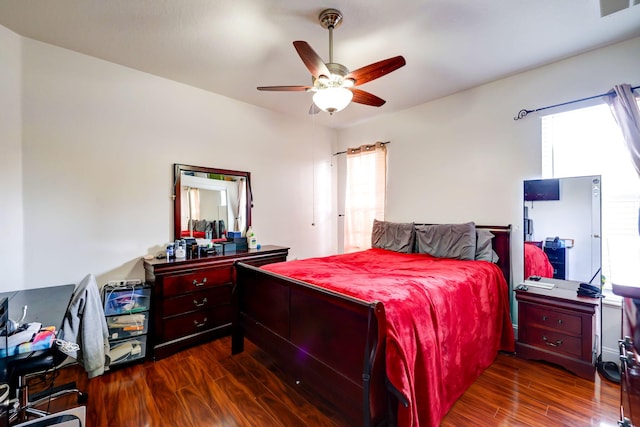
[29,337,621,426]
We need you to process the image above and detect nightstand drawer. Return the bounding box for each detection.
[524,326,582,358]
[525,305,582,336]
[162,305,233,342]
[163,267,232,297]
[162,285,232,318]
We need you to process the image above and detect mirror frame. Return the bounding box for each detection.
[173,164,252,241]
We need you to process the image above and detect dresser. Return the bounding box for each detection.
[612,283,640,427]
[515,281,600,380]
[144,245,289,359]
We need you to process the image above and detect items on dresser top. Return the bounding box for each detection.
[144,245,289,360]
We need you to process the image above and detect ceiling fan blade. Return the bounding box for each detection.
[346,56,406,86]
[293,41,331,78]
[309,103,321,115]
[257,85,311,91]
[350,88,386,107]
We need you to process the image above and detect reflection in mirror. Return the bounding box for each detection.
[523,175,601,285]
[173,164,251,241]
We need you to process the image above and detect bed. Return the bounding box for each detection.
[524,241,554,279]
[232,223,514,427]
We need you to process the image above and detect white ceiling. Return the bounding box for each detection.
[1,0,639,128]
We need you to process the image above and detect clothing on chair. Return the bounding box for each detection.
[61,274,111,378]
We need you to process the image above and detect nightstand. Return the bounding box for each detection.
[515,280,600,380]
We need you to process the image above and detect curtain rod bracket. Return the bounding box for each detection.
[514,109,532,120]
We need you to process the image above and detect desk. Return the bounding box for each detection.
[0,285,75,330]
[0,285,75,427]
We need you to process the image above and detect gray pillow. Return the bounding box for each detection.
[475,229,494,261]
[371,219,415,253]
[195,219,208,232]
[414,222,477,260]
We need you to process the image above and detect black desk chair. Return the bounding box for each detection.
[3,345,87,424]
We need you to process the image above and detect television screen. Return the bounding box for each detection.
[524,179,560,201]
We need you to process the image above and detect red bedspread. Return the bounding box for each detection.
[524,242,554,279]
[262,248,514,427]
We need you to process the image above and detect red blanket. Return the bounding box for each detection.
[524,242,554,278]
[262,248,514,427]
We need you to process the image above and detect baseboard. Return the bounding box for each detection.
[601,345,620,365]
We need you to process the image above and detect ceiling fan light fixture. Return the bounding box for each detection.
[313,87,353,114]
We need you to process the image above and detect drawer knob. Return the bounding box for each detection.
[193,277,208,287]
[193,297,208,307]
[542,315,548,321]
[557,319,563,325]
[542,336,562,347]
[194,318,208,328]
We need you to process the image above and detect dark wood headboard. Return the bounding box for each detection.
[480,224,512,285]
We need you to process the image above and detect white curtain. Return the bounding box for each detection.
[235,178,246,233]
[344,142,387,253]
[606,84,640,233]
[187,188,200,234]
[605,84,640,176]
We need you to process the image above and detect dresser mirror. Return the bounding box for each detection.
[523,175,602,285]
[173,164,251,241]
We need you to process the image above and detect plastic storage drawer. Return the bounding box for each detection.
[103,286,151,316]
[106,312,149,340]
[109,336,147,366]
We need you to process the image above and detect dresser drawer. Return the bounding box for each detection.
[522,304,582,336]
[523,326,582,358]
[162,305,233,342]
[163,267,232,297]
[162,285,232,318]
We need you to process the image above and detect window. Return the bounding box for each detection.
[344,143,387,253]
[541,102,640,288]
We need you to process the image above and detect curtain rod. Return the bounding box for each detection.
[333,141,390,156]
[513,85,639,120]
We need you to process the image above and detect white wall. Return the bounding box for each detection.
[0,25,23,290]
[3,31,337,290]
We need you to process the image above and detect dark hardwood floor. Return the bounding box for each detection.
[30,336,620,426]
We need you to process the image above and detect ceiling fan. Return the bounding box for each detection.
[257,8,406,115]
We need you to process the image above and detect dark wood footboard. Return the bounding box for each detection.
[232,262,389,426]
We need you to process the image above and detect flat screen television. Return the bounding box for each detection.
[524,178,560,201]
